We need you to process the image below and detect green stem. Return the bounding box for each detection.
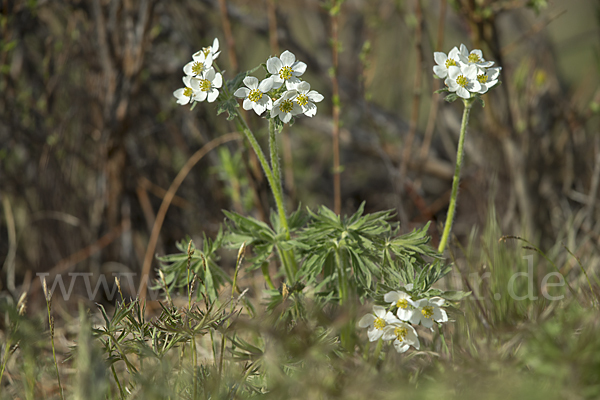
[438,99,473,254]
[235,110,298,281]
[269,119,284,213]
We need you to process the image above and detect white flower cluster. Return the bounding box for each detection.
[358,287,448,353]
[174,38,223,105]
[433,44,501,99]
[234,50,324,123]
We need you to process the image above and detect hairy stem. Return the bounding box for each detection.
[438,99,473,253]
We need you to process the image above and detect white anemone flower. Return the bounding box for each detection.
[266,50,307,89]
[234,76,274,115]
[433,46,462,79]
[445,64,482,99]
[409,297,448,329]
[192,68,222,103]
[458,43,494,68]
[475,66,501,94]
[285,81,323,117]
[358,305,399,342]
[271,90,302,123]
[184,51,213,78]
[384,291,414,321]
[193,37,221,61]
[382,322,420,353]
[173,76,200,105]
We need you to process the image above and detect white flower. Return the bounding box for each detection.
[445,64,482,99]
[475,66,501,94]
[234,76,274,115]
[358,305,398,342]
[266,50,307,89]
[285,81,323,117]
[173,76,199,105]
[271,90,302,123]
[409,297,448,329]
[382,322,420,353]
[384,291,414,321]
[183,51,213,78]
[458,44,494,68]
[192,67,222,103]
[193,37,221,61]
[433,46,462,79]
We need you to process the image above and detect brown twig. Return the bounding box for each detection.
[218,0,238,71]
[138,133,242,300]
[419,0,446,161]
[399,0,424,183]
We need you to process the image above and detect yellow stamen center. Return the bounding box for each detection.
[468,53,481,63]
[394,326,408,341]
[396,299,409,309]
[445,58,457,68]
[296,94,308,106]
[203,47,210,57]
[199,79,211,92]
[192,62,204,75]
[456,75,468,88]
[183,87,193,97]
[278,99,293,113]
[421,306,434,319]
[374,317,386,330]
[477,74,488,83]
[249,89,263,102]
[279,66,293,80]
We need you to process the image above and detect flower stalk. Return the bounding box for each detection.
[438,98,473,253]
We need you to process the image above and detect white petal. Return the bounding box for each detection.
[293,61,307,76]
[258,77,274,92]
[243,76,259,89]
[373,305,387,318]
[307,90,323,102]
[296,81,310,93]
[212,37,219,52]
[204,68,216,81]
[436,308,448,323]
[457,86,470,99]
[242,98,254,110]
[234,87,250,98]
[270,76,283,89]
[367,327,383,342]
[189,78,200,91]
[196,90,207,102]
[280,50,296,66]
[358,314,375,328]
[212,73,223,88]
[384,291,400,303]
[267,57,282,75]
[434,52,447,66]
[447,66,461,80]
[397,308,414,321]
[464,64,479,79]
[421,317,434,328]
[253,101,267,115]
[183,75,192,87]
[302,102,317,117]
[433,65,447,78]
[183,61,195,76]
[207,88,219,102]
[394,342,410,353]
[459,43,469,57]
[285,80,298,91]
[448,46,460,59]
[281,112,292,124]
[430,297,445,306]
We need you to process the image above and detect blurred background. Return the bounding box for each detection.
[1,0,599,306]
